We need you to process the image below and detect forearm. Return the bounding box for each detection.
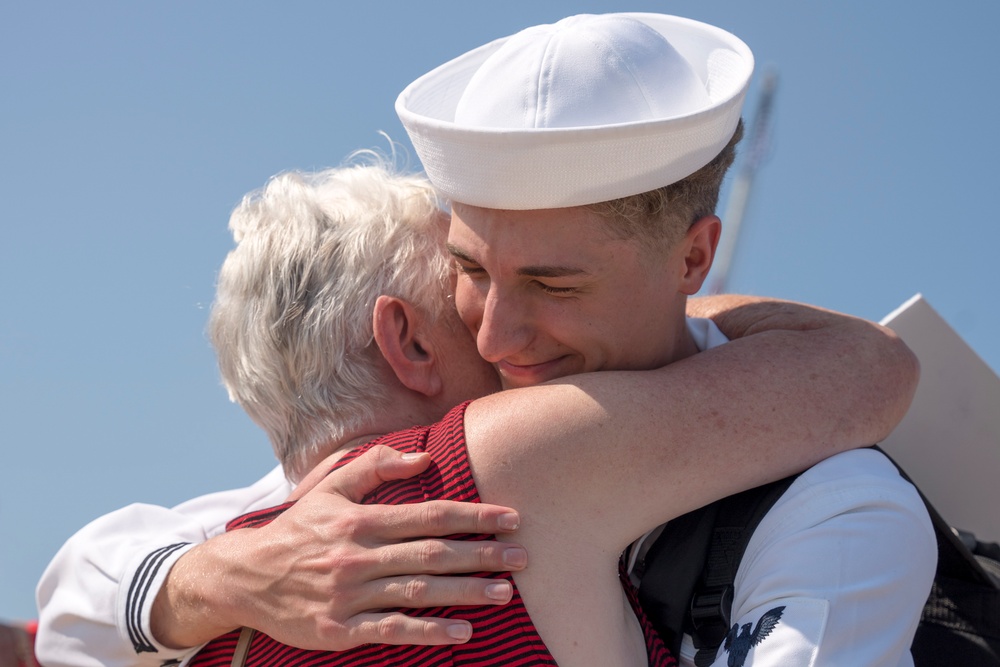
[150,532,249,649]
[690,294,920,443]
[692,294,882,336]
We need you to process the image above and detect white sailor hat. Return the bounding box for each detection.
[396,13,754,210]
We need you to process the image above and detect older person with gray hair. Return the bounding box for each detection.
[207,163,482,482]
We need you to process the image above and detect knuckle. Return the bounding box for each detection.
[331,507,375,540]
[420,622,441,644]
[447,577,492,605]
[476,543,499,569]
[324,513,356,538]
[465,579,488,602]
[317,620,352,652]
[375,614,409,643]
[368,444,391,465]
[416,540,447,569]
[419,502,448,531]
[472,506,492,533]
[325,546,367,582]
[401,576,432,605]
[334,519,363,541]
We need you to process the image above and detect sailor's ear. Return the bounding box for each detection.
[372,295,442,396]
[678,215,721,295]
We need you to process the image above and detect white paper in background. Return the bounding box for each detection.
[879,294,1000,541]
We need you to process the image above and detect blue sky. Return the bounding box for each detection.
[2,1,998,621]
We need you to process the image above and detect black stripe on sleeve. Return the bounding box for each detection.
[125,542,190,653]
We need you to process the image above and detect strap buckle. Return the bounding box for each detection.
[689,584,734,645]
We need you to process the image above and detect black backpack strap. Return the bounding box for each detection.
[637,475,798,663]
[637,501,720,657]
[687,476,798,666]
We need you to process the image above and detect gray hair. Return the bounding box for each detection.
[209,163,452,481]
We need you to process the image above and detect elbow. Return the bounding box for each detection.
[870,327,921,443]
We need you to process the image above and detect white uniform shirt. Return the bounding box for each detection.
[36,466,292,667]
[36,318,937,667]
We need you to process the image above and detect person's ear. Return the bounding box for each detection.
[678,215,722,295]
[372,295,443,397]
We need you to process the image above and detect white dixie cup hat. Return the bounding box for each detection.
[396,13,754,210]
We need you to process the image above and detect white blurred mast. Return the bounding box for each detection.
[708,70,778,295]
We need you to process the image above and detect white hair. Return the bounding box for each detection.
[209,162,452,481]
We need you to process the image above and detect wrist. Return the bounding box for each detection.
[151,535,245,649]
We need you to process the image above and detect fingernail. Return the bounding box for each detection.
[446,622,471,641]
[498,512,519,531]
[485,582,512,601]
[503,547,527,569]
[400,452,423,461]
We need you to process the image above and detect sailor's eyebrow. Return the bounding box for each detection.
[515,264,589,278]
[447,243,590,278]
[447,244,476,264]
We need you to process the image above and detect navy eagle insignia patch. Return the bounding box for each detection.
[721,605,786,667]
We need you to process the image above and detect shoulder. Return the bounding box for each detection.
[739,448,936,589]
[356,403,481,506]
[344,403,472,466]
[759,449,933,537]
[782,448,926,506]
[729,453,936,665]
